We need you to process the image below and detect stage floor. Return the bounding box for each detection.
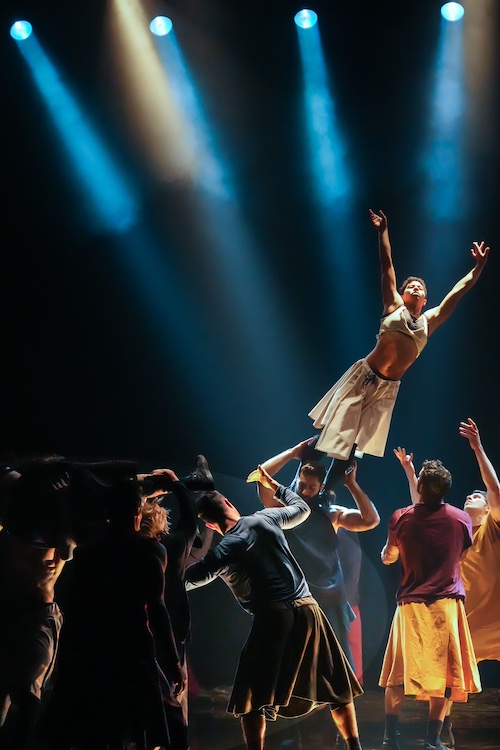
[188,688,500,750]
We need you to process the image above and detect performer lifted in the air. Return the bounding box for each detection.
[308,210,489,487]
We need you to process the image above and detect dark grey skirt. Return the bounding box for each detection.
[228,596,362,720]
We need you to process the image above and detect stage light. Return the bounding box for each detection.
[294,9,318,29]
[149,15,172,36]
[441,3,464,21]
[10,20,33,40]
[14,34,137,232]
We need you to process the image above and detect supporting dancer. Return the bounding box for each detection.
[309,209,489,487]
[394,418,500,747]
[458,418,500,664]
[379,459,480,750]
[185,463,363,750]
[258,438,379,670]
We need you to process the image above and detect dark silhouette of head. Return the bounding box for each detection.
[196,491,228,526]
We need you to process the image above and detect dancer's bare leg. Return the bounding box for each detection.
[241,711,266,750]
[331,702,362,749]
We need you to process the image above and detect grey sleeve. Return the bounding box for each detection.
[185,540,233,590]
[263,484,311,529]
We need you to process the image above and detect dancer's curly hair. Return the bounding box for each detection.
[140,498,170,538]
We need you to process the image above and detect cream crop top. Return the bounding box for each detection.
[377,305,429,357]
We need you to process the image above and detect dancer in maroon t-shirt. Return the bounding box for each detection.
[379,459,480,750]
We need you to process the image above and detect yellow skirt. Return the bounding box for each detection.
[379,599,481,702]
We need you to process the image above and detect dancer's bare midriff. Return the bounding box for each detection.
[365,330,419,381]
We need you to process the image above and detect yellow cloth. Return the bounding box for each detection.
[246,469,274,491]
[460,513,500,662]
[379,599,481,702]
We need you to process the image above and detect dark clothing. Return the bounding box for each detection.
[287,465,356,665]
[160,481,199,726]
[286,507,347,599]
[286,506,355,664]
[162,481,199,651]
[0,529,63,749]
[228,597,361,720]
[388,503,473,604]
[42,531,183,749]
[186,485,362,718]
[0,600,62,750]
[337,528,362,608]
[186,485,311,612]
[0,458,137,556]
[0,601,62,703]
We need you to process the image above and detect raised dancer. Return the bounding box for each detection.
[309,210,489,487]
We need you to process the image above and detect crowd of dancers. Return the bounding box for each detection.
[0,211,497,750]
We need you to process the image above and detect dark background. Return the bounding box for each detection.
[1,0,499,688]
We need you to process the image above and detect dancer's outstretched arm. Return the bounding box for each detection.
[258,439,312,508]
[426,241,489,335]
[329,462,380,532]
[369,208,404,315]
[394,447,419,505]
[460,418,500,522]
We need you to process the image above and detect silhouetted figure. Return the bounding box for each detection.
[0,467,67,750]
[42,478,186,750]
[0,456,124,750]
[141,468,200,724]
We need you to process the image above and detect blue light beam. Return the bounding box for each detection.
[13,33,137,233]
[423,16,465,222]
[296,19,351,210]
[295,17,364,365]
[116,226,232,424]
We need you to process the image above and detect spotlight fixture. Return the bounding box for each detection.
[10,20,33,40]
[149,16,173,36]
[441,3,465,21]
[294,9,318,29]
